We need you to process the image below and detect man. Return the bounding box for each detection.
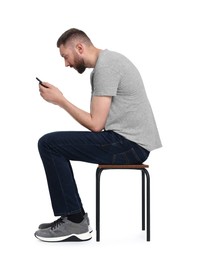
[34,28,162,242]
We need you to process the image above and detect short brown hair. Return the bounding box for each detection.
[57,28,92,47]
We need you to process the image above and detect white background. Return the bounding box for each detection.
[0,0,201,259]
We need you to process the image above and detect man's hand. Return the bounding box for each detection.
[39,82,64,105]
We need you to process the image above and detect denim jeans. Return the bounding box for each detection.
[38,130,149,216]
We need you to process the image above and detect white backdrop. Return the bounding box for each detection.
[0,0,201,259]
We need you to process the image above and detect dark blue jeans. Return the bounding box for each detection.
[38,130,149,216]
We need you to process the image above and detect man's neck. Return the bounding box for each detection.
[85,47,102,68]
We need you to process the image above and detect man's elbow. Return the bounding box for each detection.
[90,125,104,132]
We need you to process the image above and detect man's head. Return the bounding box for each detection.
[57,28,93,74]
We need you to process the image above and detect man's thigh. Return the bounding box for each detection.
[39,130,123,163]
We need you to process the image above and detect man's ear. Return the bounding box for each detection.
[75,43,84,54]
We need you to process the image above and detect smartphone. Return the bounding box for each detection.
[36,77,48,88]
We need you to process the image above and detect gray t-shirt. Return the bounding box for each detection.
[90,49,162,151]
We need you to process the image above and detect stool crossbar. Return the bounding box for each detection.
[96,164,150,241]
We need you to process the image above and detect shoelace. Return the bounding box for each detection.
[50,217,65,230]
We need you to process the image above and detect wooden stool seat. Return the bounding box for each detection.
[96,164,150,241]
[98,164,149,169]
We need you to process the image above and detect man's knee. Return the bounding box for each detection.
[38,132,54,150]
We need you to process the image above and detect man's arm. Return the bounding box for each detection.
[39,83,112,132]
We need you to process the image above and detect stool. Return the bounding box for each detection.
[96,164,150,241]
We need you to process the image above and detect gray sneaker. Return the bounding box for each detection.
[35,217,92,242]
[38,213,93,233]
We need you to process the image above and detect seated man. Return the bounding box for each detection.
[34,28,162,242]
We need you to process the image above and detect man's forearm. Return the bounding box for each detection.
[59,97,102,132]
[39,83,110,132]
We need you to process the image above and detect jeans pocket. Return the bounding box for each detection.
[112,148,142,164]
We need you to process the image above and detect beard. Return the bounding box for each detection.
[73,53,86,74]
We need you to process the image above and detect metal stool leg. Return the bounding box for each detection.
[142,168,150,241]
[96,167,102,241]
[142,170,145,230]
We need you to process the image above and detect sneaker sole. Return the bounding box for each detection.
[35,231,92,242]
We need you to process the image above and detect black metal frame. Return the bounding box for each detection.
[96,166,150,241]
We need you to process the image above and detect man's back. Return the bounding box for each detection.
[91,49,162,151]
